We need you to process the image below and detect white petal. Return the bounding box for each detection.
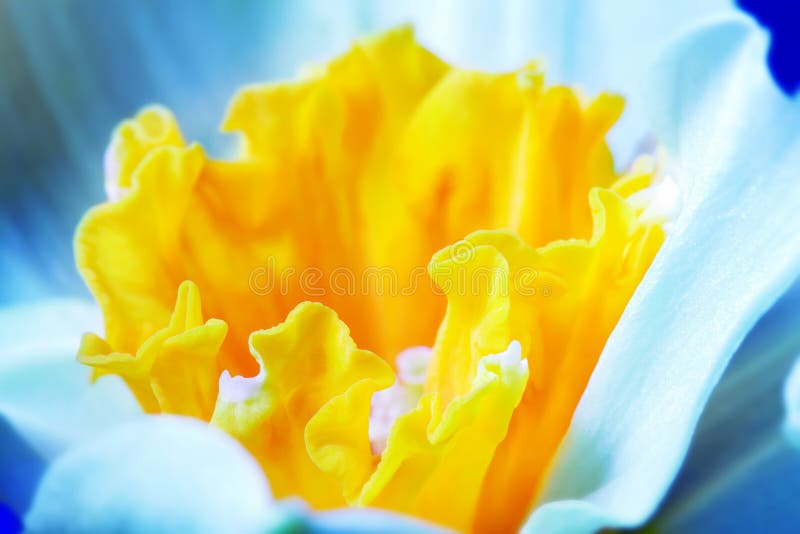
[0,300,139,515]
[526,16,800,533]
[356,0,733,162]
[24,415,294,534]
[308,508,451,533]
[0,300,139,457]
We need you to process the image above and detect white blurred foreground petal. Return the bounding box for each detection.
[0,300,138,453]
[0,300,139,514]
[526,16,800,533]
[25,416,294,534]
[308,508,450,533]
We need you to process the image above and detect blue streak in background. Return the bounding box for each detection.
[0,502,23,534]
[738,0,800,94]
[0,0,360,304]
[0,417,47,520]
[651,277,800,531]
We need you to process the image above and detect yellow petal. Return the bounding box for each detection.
[508,89,624,245]
[399,70,623,250]
[211,301,394,508]
[416,184,663,531]
[222,26,448,160]
[357,342,528,531]
[474,190,664,532]
[425,241,516,407]
[104,105,184,199]
[78,280,226,419]
[76,144,206,356]
[77,27,627,381]
[305,379,386,501]
[78,29,450,375]
[78,332,159,413]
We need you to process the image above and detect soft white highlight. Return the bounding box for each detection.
[494,339,524,368]
[368,346,432,455]
[218,366,266,404]
[630,172,682,231]
[103,145,129,202]
[783,355,800,448]
[368,341,527,455]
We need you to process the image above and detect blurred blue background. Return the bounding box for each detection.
[739,0,800,94]
[0,0,367,303]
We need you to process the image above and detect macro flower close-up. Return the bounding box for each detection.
[1,1,799,533]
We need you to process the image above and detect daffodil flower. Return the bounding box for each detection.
[2,4,799,534]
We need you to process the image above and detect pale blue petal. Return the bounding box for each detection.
[354,0,732,162]
[545,0,732,161]
[0,300,139,454]
[525,16,800,533]
[24,415,297,534]
[353,0,728,79]
[650,277,800,530]
[308,509,448,533]
[0,300,139,514]
[22,414,446,533]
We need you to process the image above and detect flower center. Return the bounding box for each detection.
[75,26,673,533]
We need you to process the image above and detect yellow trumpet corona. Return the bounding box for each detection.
[76,27,666,533]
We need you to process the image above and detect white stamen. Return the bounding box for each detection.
[396,346,432,386]
[368,384,410,454]
[478,340,529,383]
[495,340,523,368]
[368,346,432,455]
[629,172,682,230]
[218,366,266,403]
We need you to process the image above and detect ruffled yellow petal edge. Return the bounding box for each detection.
[75,107,207,359]
[211,301,394,509]
[421,181,664,531]
[76,26,633,378]
[78,280,226,420]
[356,341,529,532]
[104,105,184,199]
